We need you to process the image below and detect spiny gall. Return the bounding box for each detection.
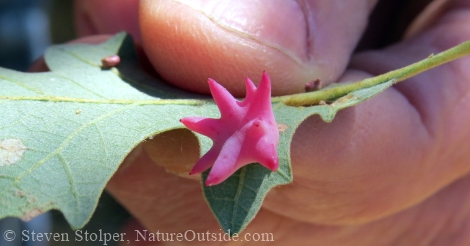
[181,71,279,186]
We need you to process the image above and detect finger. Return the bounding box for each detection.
[262,0,470,225]
[74,0,141,41]
[404,0,451,38]
[139,0,378,96]
[115,143,470,245]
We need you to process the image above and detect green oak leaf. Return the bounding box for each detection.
[0,32,468,235]
[0,33,216,229]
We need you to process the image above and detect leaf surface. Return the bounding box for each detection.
[0,33,214,228]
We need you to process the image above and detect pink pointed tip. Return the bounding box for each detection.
[179,117,191,127]
[207,78,223,93]
[259,71,271,91]
[262,70,268,79]
[189,166,203,175]
[207,78,218,90]
[180,117,202,133]
[270,162,279,172]
[264,157,279,172]
[246,78,256,93]
[245,77,256,89]
[205,175,221,186]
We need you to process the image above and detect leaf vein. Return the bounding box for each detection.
[0,75,45,95]
[55,74,109,99]
[94,124,109,158]
[0,96,208,106]
[231,168,246,230]
[58,153,80,210]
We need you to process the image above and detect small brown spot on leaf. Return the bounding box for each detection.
[21,208,43,221]
[278,123,288,133]
[27,197,37,204]
[15,190,26,198]
[0,139,27,166]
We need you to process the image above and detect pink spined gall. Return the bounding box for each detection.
[181,71,279,186]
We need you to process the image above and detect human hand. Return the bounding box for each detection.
[73,0,470,245]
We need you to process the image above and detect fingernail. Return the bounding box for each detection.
[173,0,311,64]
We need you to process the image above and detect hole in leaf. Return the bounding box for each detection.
[143,129,200,178]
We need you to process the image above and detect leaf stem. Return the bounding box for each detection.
[273,41,470,106]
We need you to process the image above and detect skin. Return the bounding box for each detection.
[62,0,470,245]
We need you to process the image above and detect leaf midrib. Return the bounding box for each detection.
[0,96,207,105]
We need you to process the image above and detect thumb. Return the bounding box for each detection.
[140,0,377,96]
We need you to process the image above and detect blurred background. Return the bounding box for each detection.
[0,0,131,245]
[0,0,76,70]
